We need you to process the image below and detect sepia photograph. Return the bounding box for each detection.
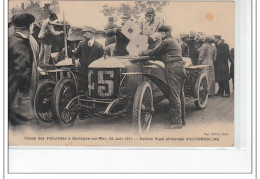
[8,0,235,147]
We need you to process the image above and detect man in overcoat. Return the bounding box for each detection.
[73,27,104,92]
[214,35,231,97]
[8,13,38,125]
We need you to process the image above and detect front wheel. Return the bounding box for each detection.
[53,77,78,128]
[132,82,154,136]
[33,79,56,127]
[194,73,208,109]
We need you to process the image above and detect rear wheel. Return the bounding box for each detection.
[194,73,208,109]
[53,78,78,128]
[132,82,154,136]
[33,79,56,127]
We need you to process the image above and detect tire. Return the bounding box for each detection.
[53,77,78,128]
[33,79,56,127]
[194,73,209,109]
[132,81,154,136]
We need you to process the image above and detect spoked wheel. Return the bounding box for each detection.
[194,73,209,109]
[132,82,154,136]
[53,77,78,128]
[33,79,56,127]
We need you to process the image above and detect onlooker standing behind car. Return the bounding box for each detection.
[140,25,186,129]
[73,27,104,92]
[214,35,231,97]
[73,27,104,69]
[38,13,63,65]
[198,36,217,96]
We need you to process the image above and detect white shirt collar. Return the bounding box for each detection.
[15,32,29,39]
[88,38,95,47]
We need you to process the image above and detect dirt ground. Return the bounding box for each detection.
[9,82,234,147]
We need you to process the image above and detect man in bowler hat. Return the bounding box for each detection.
[8,13,38,125]
[140,25,186,129]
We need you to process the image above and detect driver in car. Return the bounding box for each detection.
[140,25,186,129]
[139,7,164,49]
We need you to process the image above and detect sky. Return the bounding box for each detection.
[9,1,234,47]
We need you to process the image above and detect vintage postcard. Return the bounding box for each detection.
[8,0,234,147]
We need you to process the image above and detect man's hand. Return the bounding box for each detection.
[142,50,151,56]
[150,32,161,40]
[59,31,64,35]
[139,50,151,56]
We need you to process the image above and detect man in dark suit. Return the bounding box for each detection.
[214,35,231,97]
[73,27,104,92]
[8,13,37,125]
[188,32,199,65]
[105,14,131,56]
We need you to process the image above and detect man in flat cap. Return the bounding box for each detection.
[214,35,231,97]
[140,25,186,129]
[105,13,131,56]
[73,27,104,93]
[104,17,118,46]
[180,33,189,57]
[38,13,63,65]
[8,13,39,125]
[139,7,164,49]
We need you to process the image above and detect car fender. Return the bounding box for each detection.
[122,72,171,100]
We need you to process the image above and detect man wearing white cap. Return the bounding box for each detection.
[139,7,164,49]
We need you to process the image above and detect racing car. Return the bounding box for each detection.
[33,55,209,136]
